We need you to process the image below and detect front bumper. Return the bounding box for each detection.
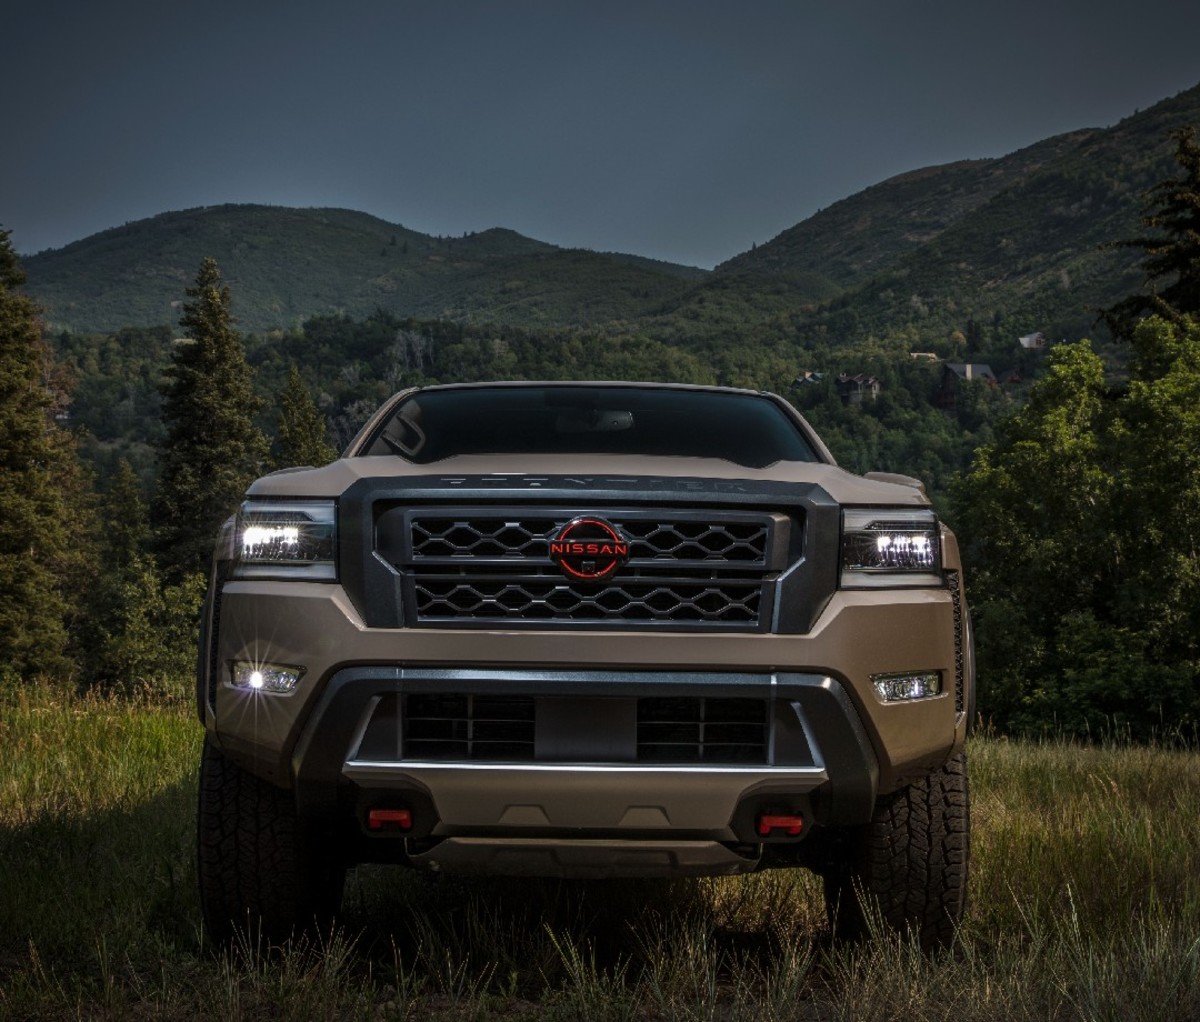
[278,667,877,876]
[203,577,964,794]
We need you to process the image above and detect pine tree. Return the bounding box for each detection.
[102,459,149,576]
[0,228,76,681]
[1103,127,1200,339]
[154,258,268,583]
[275,365,337,467]
[88,460,205,695]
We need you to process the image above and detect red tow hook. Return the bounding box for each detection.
[367,808,413,832]
[757,813,804,837]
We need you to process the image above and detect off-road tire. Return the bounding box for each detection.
[824,751,969,949]
[197,735,344,945]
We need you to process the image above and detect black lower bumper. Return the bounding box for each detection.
[287,668,878,867]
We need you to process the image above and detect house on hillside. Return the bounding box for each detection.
[909,352,939,361]
[1018,331,1046,350]
[792,370,825,387]
[937,362,996,409]
[836,372,881,405]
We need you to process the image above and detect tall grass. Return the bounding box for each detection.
[2,687,1198,1020]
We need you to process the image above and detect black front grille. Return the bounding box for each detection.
[377,507,790,630]
[414,576,762,623]
[410,516,769,563]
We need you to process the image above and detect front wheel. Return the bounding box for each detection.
[196,735,344,945]
[823,751,969,949]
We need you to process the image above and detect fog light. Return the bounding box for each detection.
[872,671,941,702]
[231,661,304,694]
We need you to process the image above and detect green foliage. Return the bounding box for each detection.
[154,258,269,582]
[274,365,338,467]
[243,312,726,450]
[1105,127,1200,337]
[91,568,205,698]
[50,304,1018,512]
[53,325,169,445]
[22,206,702,335]
[0,228,77,680]
[959,121,1200,735]
[1111,317,1200,656]
[956,319,1200,737]
[776,85,1200,355]
[720,130,1094,285]
[82,461,205,696]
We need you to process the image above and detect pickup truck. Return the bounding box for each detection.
[196,382,972,947]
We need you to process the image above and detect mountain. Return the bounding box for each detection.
[21,80,1200,346]
[712,83,1200,347]
[21,205,706,334]
[717,129,1098,287]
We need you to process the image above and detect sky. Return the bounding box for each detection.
[4,1,1200,269]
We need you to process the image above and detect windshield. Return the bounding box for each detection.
[360,385,820,468]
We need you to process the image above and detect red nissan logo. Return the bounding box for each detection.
[548,517,630,581]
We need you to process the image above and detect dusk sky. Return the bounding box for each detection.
[5,1,1200,268]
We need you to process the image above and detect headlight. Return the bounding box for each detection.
[233,500,336,579]
[841,508,941,588]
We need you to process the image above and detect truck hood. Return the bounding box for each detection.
[248,454,930,507]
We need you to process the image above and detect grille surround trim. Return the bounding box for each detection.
[377,506,794,630]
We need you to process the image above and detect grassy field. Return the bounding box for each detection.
[1,686,1199,1021]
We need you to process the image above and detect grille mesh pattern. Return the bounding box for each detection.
[395,509,781,628]
[410,516,768,563]
[415,577,761,623]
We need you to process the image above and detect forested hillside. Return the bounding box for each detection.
[22,206,706,334]
[765,83,1200,350]
[718,129,1098,284]
[21,83,1200,353]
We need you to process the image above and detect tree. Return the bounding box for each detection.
[958,129,1200,736]
[955,323,1200,738]
[154,258,268,583]
[954,342,1115,718]
[1103,127,1200,339]
[85,460,204,695]
[1110,316,1200,658]
[0,228,77,682]
[274,365,337,467]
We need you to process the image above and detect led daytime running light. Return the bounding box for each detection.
[233,500,336,579]
[841,508,942,587]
